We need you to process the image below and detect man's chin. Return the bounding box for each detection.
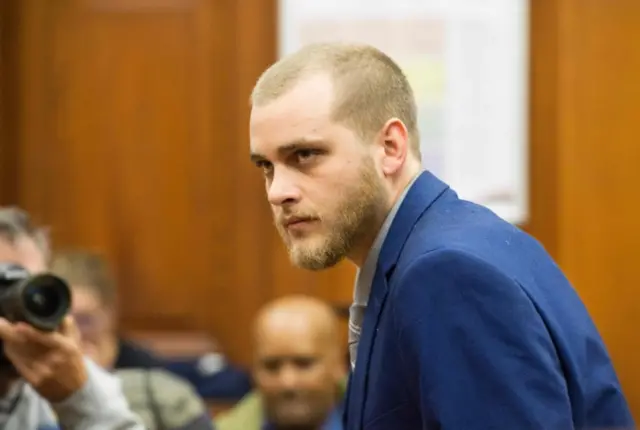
[273,408,313,427]
[290,250,343,271]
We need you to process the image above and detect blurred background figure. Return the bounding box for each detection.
[0,207,146,429]
[217,295,346,430]
[50,249,158,370]
[116,368,214,430]
[50,250,251,423]
[50,250,215,429]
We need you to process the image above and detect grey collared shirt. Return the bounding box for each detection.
[348,172,422,369]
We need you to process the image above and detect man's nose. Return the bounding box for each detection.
[267,169,300,206]
[278,364,300,389]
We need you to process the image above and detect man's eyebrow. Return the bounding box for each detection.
[250,138,325,163]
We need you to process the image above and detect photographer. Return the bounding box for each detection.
[0,207,144,429]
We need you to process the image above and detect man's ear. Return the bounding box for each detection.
[378,118,409,176]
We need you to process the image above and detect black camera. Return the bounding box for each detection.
[0,262,71,331]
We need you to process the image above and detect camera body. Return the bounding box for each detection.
[0,262,72,371]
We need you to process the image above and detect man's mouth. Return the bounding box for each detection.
[283,216,317,229]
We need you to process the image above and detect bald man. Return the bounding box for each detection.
[217,296,346,430]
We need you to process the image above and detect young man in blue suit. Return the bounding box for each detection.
[248,42,634,429]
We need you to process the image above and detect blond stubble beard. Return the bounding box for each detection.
[275,156,387,271]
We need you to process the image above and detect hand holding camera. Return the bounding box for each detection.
[0,263,88,402]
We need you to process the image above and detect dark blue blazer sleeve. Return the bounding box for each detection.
[394,249,574,429]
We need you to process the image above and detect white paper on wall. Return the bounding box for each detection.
[278,0,530,224]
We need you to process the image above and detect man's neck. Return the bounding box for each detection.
[349,167,422,268]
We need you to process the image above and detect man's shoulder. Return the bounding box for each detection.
[115,368,211,429]
[392,247,514,300]
[400,199,547,281]
[392,226,538,305]
[115,367,205,408]
[410,195,524,246]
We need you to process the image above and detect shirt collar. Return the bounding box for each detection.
[353,172,422,306]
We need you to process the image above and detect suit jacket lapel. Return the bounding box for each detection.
[378,171,450,274]
[344,171,450,429]
[342,373,350,426]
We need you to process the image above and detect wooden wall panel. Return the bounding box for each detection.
[555,0,640,416]
[524,0,560,259]
[0,1,19,205]
[2,0,352,368]
[8,0,276,366]
[230,0,279,357]
[528,0,640,417]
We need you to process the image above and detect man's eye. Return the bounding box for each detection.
[262,359,281,372]
[256,160,273,173]
[293,357,316,369]
[295,149,319,163]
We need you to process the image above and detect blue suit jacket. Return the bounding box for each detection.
[344,171,633,429]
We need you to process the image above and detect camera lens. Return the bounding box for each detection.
[24,284,62,318]
[0,266,71,331]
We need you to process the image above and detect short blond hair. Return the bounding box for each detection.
[251,42,421,157]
